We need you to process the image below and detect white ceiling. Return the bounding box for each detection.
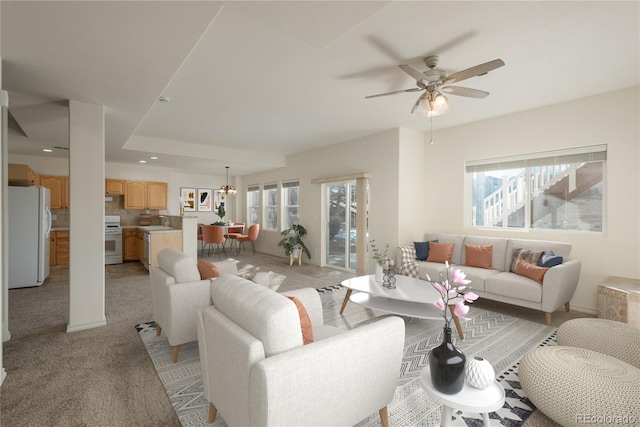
[3,1,639,176]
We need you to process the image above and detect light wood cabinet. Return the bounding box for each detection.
[9,163,37,186]
[105,179,125,195]
[137,229,145,262]
[50,233,56,266]
[124,181,167,210]
[147,182,168,210]
[41,176,69,209]
[53,230,70,265]
[123,229,138,261]
[149,231,183,268]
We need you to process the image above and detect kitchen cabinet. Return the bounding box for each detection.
[137,229,145,262]
[49,230,71,266]
[123,229,138,261]
[41,176,69,209]
[8,163,37,186]
[148,231,183,268]
[124,181,167,210]
[105,179,125,195]
[50,233,56,266]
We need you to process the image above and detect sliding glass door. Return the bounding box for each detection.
[326,181,357,270]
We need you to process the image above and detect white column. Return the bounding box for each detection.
[67,100,106,332]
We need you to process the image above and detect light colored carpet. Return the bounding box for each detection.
[139,286,558,427]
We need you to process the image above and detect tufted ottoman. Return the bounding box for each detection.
[519,346,640,427]
[557,318,640,368]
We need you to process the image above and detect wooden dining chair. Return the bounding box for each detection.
[202,225,226,259]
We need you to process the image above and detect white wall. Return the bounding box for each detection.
[423,86,640,313]
[243,128,402,270]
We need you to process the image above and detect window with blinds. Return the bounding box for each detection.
[282,180,300,230]
[247,185,260,226]
[467,145,606,231]
[263,183,278,231]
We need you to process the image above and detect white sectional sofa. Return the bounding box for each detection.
[396,233,581,325]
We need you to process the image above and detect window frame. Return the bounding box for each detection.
[246,184,260,227]
[281,180,300,231]
[263,182,279,231]
[466,145,606,233]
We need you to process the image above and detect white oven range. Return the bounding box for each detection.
[105,215,123,265]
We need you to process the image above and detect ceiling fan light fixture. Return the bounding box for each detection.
[411,92,449,117]
[218,166,237,196]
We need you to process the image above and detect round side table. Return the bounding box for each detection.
[419,367,505,426]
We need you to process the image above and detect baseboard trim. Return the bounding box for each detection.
[66,318,107,333]
[570,305,597,315]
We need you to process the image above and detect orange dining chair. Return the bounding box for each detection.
[225,222,245,251]
[202,225,226,259]
[235,224,259,256]
[197,223,205,257]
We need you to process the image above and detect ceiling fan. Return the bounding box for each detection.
[365,55,505,116]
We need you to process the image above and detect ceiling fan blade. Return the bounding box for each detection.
[441,86,489,98]
[399,64,428,82]
[443,59,505,84]
[365,87,422,99]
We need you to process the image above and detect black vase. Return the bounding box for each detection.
[429,326,466,394]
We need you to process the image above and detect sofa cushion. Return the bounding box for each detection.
[538,251,564,268]
[515,260,549,284]
[157,248,200,283]
[197,259,221,280]
[464,244,493,269]
[426,242,455,263]
[285,296,314,345]
[452,265,500,292]
[414,239,438,261]
[506,239,572,266]
[463,236,509,271]
[417,262,449,283]
[210,274,302,357]
[485,272,542,303]
[510,248,544,272]
[424,234,465,265]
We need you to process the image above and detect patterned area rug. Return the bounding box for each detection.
[136,286,556,426]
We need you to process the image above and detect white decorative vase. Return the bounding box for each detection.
[375,264,383,282]
[292,246,301,259]
[465,356,495,389]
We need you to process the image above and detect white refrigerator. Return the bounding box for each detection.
[8,186,52,288]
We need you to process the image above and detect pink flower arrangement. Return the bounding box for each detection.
[426,261,479,329]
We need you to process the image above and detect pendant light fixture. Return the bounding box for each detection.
[218,166,237,195]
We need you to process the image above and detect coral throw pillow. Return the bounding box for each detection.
[510,248,544,272]
[197,259,221,280]
[426,242,455,263]
[465,244,493,269]
[286,296,314,345]
[515,259,549,284]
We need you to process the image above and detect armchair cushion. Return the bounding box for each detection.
[286,296,314,344]
[157,248,200,283]
[197,259,220,279]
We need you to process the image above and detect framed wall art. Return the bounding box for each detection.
[197,188,213,212]
[180,187,196,212]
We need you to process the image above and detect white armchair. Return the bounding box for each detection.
[197,274,405,427]
[150,248,237,363]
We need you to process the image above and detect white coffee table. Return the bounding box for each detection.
[340,274,465,339]
[419,368,505,426]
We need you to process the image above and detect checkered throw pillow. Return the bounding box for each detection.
[397,246,419,278]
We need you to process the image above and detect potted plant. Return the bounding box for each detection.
[278,224,311,260]
[370,239,389,282]
[212,202,226,226]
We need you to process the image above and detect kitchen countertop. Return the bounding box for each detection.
[122,225,182,233]
[51,227,70,231]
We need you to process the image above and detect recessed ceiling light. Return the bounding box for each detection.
[42,148,53,153]
[139,160,147,164]
[149,156,158,160]
[158,96,170,103]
